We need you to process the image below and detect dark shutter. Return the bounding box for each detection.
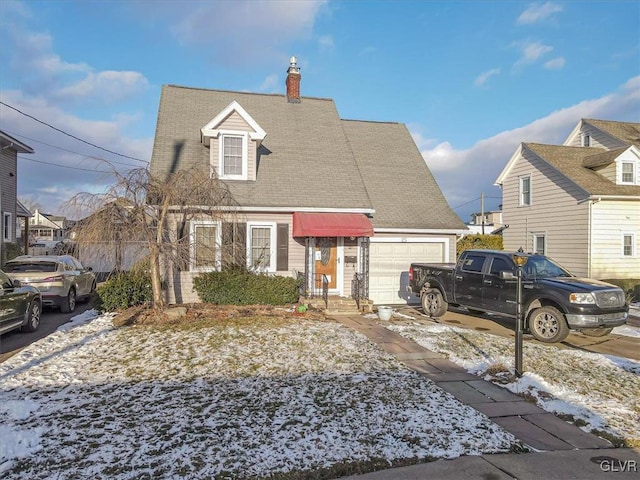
[176,221,190,271]
[276,223,289,271]
[222,222,246,270]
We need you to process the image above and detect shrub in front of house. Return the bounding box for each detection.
[95,270,153,312]
[194,270,299,305]
[457,234,503,258]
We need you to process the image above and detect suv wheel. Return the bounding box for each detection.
[528,306,569,343]
[22,300,41,332]
[61,287,76,313]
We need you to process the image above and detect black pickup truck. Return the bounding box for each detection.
[408,249,628,343]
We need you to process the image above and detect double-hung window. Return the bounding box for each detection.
[218,133,247,180]
[623,234,635,257]
[519,175,531,206]
[3,212,11,242]
[533,233,546,255]
[621,162,635,184]
[247,222,276,272]
[191,221,221,271]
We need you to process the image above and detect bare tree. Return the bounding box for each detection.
[67,164,237,309]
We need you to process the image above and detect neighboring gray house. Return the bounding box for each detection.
[495,118,640,279]
[150,57,466,305]
[1,130,34,266]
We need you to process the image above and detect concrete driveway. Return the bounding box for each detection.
[393,304,640,361]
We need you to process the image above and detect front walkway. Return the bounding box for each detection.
[332,314,613,451]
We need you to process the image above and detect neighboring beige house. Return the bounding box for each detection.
[1,130,34,266]
[150,57,466,305]
[495,118,640,279]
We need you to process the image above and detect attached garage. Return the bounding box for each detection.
[368,238,449,305]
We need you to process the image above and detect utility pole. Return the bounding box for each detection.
[481,192,485,235]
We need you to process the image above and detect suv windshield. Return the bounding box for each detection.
[524,256,573,279]
[5,262,58,273]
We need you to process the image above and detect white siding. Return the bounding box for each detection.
[590,200,640,279]
[565,124,628,150]
[502,148,591,276]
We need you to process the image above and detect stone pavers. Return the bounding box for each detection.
[332,314,614,452]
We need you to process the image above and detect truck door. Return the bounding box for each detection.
[454,253,487,308]
[484,256,517,315]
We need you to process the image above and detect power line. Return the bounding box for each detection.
[452,195,502,211]
[19,155,113,174]
[0,101,149,164]
[5,129,143,168]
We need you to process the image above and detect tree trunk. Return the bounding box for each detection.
[149,244,164,309]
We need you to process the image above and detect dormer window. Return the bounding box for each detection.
[201,100,266,182]
[220,133,247,179]
[621,161,635,184]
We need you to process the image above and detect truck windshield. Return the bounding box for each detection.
[524,256,573,279]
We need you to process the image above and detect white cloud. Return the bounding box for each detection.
[259,74,280,93]
[169,0,328,67]
[5,28,148,105]
[513,41,554,70]
[517,2,563,25]
[415,76,640,216]
[474,68,501,87]
[318,35,335,51]
[544,57,565,70]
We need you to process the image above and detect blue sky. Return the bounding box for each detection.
[1,0,638,222]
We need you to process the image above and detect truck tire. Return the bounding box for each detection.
[527,306,569,343]
[422,289,448,318]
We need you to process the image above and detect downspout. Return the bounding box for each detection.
[587,200,592,278]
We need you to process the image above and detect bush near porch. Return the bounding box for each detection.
[194,270,300,305]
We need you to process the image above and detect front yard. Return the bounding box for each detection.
[1,308,520,479]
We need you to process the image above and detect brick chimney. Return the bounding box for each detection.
[286,56,301,103]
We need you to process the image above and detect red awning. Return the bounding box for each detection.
[292,212,374,238]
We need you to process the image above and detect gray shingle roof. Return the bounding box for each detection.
[583,119,640,147]
[150,84,464,230]
[524,143,640,196]
[342,120,465,229]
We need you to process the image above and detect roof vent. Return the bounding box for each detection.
[286,56,301,103]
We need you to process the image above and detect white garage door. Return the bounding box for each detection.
[369,241,446,305]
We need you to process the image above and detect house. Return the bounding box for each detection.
[495,118,640,279]
[149,57,466,305]
[466,210,504,235]
[28,209,70,246]
[1,130,34,266]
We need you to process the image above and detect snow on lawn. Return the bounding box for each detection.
[0,312,521,479]
[385,322,640,445]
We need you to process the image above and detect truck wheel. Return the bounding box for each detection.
[580,328,613,337]
[527,306,569,343]
[422,289,448,318]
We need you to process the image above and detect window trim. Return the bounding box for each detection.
[3,212,12,242]
[246,221,277,273]
[620,161,636,185]
[217,131,248,181]
[519,175,532,207]
[190,220,222,272]
[532,233,546,255]
[622,233,636,257]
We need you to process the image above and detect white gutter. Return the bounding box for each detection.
[374,227,469,235]
[166,205,376,214]
[580,195,640,203]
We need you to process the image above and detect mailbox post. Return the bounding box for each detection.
[513,253,528,377]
